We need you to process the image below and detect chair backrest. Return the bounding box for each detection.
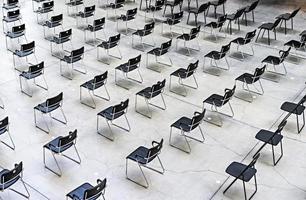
[248,0,259,11]
[42,1,54,9]
[155,0,165,7]
[147,139,163,163]
[253,65,266,82]
[115,0,125,5]
[84,5,95,13]
[126,8,137,18]
[143,22,155,34]
[218,0,226,5]
[59,129,77,147]
[51,14,63,23]
[29,61,44,74]
[46,92,63,108]
[272,18,282,29]
[171,11,184,21]
[222,85,236,105]
[6,0,18,6]
[279,47,291,62]
[217,14,227,25]
[71,47,84,58]
[234,7,246,18]
[59,29,72,39]
[160,39,172,55]
[289,8,300,19]
[150,79,166,97]
[185,60,199,77]
[21,41,35,52]
[84,178,107,200]
[112,99,129,114]
[93,17,105,27]
[190,110,205,130]
[93,71,108,86]
[108,34,121,45]
[189,26,201,40]
[12,24,25,34]
[219,43,231,58]
[198,3,210,13]
[300,34,306,43]
[127,55,141,69]
[0,162,23,185]
[0,117,9,131]
[244,30,256,43]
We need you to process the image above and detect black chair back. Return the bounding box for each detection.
[84,5,95,13]
[126,8,137,19]
[217,14,227,27]
[42,1,54,9]
[112,99,129,115]
[29,61,44,75]
[147,139,163,163]
[244,30,256,43]
[12,24,25,34]
[21,41,35,52]
[6,0,18,6]
[280,47,291,62]
[159,39,172,55]
[93,17,105,28]
[290,8,300,19]
[253,65,266,82]
[0,162,23,185]
[51,14,63,23]
[143,22,155,34]
[219,43,231,58]
[172,11,183,21]
[109,34,121,45]
[190,110,205,130]
[59,129,77,147]
[234,7,246,18]
[189,26,201,40]
[115,0,125,5]
[84,178,107,200]
[151,79,166,97]
[248,0,259,11]
[71,47,84,58]
[93,71,108,88]
[7,9,20,18]
[185,60,199,77]
[222,85,236,104]
[0,117,9,131]
[59,29,72,40]
[272,18,282,29]
[46,92,63,109]
[198,3,210,13]
[128,55,141,68]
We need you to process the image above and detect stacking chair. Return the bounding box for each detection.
[19,62,48,97]
[203,43,231,76]
[169,110,205,153]
[254,120,286,166]
[284,31,306,57]
[67,178,107,200]
[169,60,199,96]
[203,85,235,127]
[243,0,259,26]
[5,23,27,51]
[84,17,106,46]
[261,47,291,82]
[60,46,86,80]
[34,1,54,24]
[50,28,72,58]
[163,0,183,16]
[161,11,183,38]
[65,0,83,17]
[146,40,172,73]
[223,154,260,200]
[234,65,265,102]
[43,129,81,176]
[76,5,95,29]
[13,41,37,71]
[2,9,22,33]
[115,55,143,90]
[230,30,256,61]
[208,0,226,18]
[135,79,166,118]
[226,7,246,35]
[117,8,137,35]
[126,139,164,188]
[34,92,67,133]
[255,18,281,45]
[281,94,306,134]
[0,162,30,199]
[187,3,210,25]
[176,26,201,56]
[132,22,155,51]
[80,71,110,109]
[43,14,63,39]
[276,8,300,35]
[97,34,122,65]
[204,14,227,41]
[97,99,130,141]
[0,117,15,150]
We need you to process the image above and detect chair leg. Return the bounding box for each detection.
[296,112,305,134]
[96,115,114,141]
[0,129,15,150]
[272,141,283,166]
[9,178,30,199]
[169,127,191,153]
[43,147,63,177]
[125,159,149,188]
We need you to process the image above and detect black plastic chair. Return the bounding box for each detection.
[19,61,48,97]
[132,22,155,51]
[208,0,226,18]
[187,3,210,25]
[50,28,72,58]
[76,5,95,29]
[255,18,281,45]
[43,129,81,176]
[0,162,30,199]
[276,8,300,35]
[146,40,172,73]
[34,92,67,133]
[203,43,231,76]
[254,120,286,166]
[34,1,54,24]
[0,117,15,150]
[97,99,130,141]
[230,30,256,61]
[204,14,227,41]
[281,94,306,134]
[43,14,63,39]
[176,26,201,56]
[84,17,106,46]
[5,23,27,51]
[169,110,205,153]
[223,154,260,200]
[243,0,259,26]
[163,0,183,16]
[203,85,235,127]
[66,178,107,200]
[60,46,86,80]
[65,0,83,17]
[97,34,122,65]
[261,47,291,82]
[126,139,164,188]
[115,55,143,90]
[226,7,246,35]
[135,79,166,118]
[2,9,22,33]
[13,41,38,71]
[169,60,199,96]
[161,11,183,38]
[80,71,110,109]
[117,8,137,35]
[235,65,265,102]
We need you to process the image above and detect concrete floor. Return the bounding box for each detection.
[0,0,306,199]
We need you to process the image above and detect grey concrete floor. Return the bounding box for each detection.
[0,0,306,199]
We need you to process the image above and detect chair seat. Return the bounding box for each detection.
[34,103,60,113]
[110,3,123,9]
[137,87,158,99]
[205,22,219,29]
[67,183,95,200]
[188,8,199,14]
[62,56,82,63]
[81,80,104,90]
[147,48,164,56]
[98,42,117,49]
[259,22,274,30]
[36,8,53,14]
[20,71,42,79]
[171,68,187,78]
[44,21,62,28]
[281,102,305,115]
[3,16,21,23]
[226,14,236,20]
[44,137,73,153]
[98,106,124,120]
[235,73,254,84]
[77,12,94,18]
[255,129,283,146]
[284,40,304,49]
[126,146,149,165]
[14,50,33,57]
[244,5,251,13]
[87,25,103,32]
[0,169,20,190]
[204,94,224,107]
[177,34,192,41]
[164,19,181,26]
[116,63,138,73]
[231,37,245,45]
[133,30,151,37]
[171,117,192,132]
[2,4,19,10]
[52,36,70,44]
[276,13,290,20]
[5,31,24,39]
[66,1,83,6]
[262,56,281,65]
[118,15,135,21]
[205,51,220,59]
[226,161,257,182]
